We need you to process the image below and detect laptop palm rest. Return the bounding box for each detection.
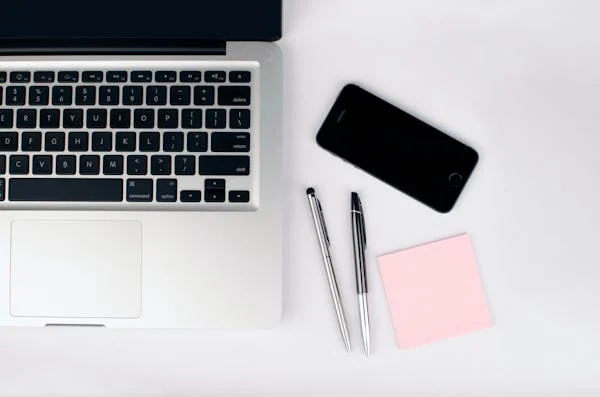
[9,220,142,319]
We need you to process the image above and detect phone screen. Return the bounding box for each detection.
[316,84,479,213]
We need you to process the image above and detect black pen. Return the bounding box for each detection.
[351,192,370,356]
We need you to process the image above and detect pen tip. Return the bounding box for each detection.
[306,187,315,195]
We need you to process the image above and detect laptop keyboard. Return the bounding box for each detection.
[0,62,258,210]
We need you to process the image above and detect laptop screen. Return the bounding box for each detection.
[0,0,282,42]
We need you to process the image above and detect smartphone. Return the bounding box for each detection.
[316,84,479,213]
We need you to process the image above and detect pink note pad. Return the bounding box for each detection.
[378,234,492,348]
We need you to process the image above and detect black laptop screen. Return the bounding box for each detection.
[0,0,282,42]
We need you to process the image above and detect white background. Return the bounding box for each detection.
[3,0,600,395]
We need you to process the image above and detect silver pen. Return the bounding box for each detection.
[306,187,352,352]
[351,192,370,356]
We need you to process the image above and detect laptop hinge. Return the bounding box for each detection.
[0,39,226,55]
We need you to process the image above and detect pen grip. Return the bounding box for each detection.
[351,213,368,294]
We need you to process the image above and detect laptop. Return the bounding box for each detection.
[0,1,283,328]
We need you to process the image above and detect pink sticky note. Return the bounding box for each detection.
[378,234,492,348]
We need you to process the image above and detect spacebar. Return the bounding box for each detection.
[9,178,123,202]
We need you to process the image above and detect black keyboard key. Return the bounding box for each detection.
[230,109,251,129]
[82,71,103,82]
[163,132,184,152]
[103,155,124,175]
[151,155,171,175]
[174,155,195,175]
[75,86,96,105]
[218,86,251,106]
[115,132,136,151]
[63,109,84,128]
[156,179,177,202]
[180,190,201,202]
[126,179,153,202]
[10,72,30,83]
[0,155,5,174]
[180,71,201,82]
[155,71,176,82]
[206,109,226,129]
[157,109,178,128]
[0,72,7,83]
[0,110,13,128]
[32,155,52,174]
[58,71,79,83]
[52,86,73,106]
[187,132,208,152]
[205,190,225,202]
[211,132,250,152]
[205,179,225,189]
[39,109,60,129]
[68,132,89,151]
[182,109,202,129]
[29,86,50,106]
[134,109,154,128]
[45,132,65,151]
[56,155,76,175]
[0,178,4,201]
[91,132,112,151]
[170,86,191,105]
[123,86,143,105]
[22,132,42,151]
[33,71,54,83]
[131,71,152,82]
[146,86,167,105]
[229,190,250,202]
[199,155,250,175]
[87,109,107,128]
[140,132,160,152]
[16,109,37,129]
[6,86,26,106]
[193,86,215,105]
[107,71,127,83]
[0,132,18,151]
[205,71,226,83]
[99,86,120,105]
[229,71,251,83]
[110,109,131,128]
[10,155,29,174]
[9,178,123,202]
[127,155,148,175]
[80,155,100,175]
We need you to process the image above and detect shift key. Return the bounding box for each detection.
[199,156,250,175]
[217,86,250,106]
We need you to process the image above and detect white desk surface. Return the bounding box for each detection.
[3,1,600,395]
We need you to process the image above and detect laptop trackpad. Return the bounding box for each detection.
[10,220,142,319]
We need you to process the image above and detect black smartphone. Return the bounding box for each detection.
[316,84,479,213]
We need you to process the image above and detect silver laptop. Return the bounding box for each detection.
[0,1,283,327]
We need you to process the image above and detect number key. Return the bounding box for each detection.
[29,86,50,106]
[99,86,120,105]
[75,86,96,105]
[146,86,167,105]
[123,86,143,105]
[52,86,73,106]
[6,86,26,106]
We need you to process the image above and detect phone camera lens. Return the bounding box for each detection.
[448,172,463,187]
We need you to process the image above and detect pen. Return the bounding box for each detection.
[351,192,370,356]
[306,187,352,352]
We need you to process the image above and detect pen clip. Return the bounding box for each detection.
[357,198,367,248]
[317,199,331,246]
